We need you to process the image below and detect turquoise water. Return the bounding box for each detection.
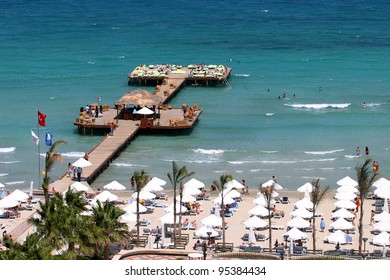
[1,0,390,192]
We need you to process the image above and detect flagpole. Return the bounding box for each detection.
[37,125,41,188]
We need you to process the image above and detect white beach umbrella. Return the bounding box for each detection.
[213,195,236,206]
[225,189,241,199]
[373,221,390,232]
[294,197,313,210]
[334,200,356,210]
[248,205,270,217]
[336,185,359,193]
[331,208,355,219]
[201,214,222,227]
[184,178,205,189]
[0,183,4,188]
[373,178,390,189]
[123,201,147,214]
[132,191,156,200]
[335,191,356,200]
[0,196,20,208]
[330,217,355,230]
[182,186,201,196]
[143,177,166,192]
[283,227,307,241]
[176,193,196,203]
[336,176,358,187]
[324,230,352,244]
[120,212,137,223]
[164,203,188,213]
[8,189,29,202]
[297,182,313,193]
[287,216,310,229]
[136,107,154,115]
[159,213,175,224]
[103,180,126,191]
[195,225,219,238]
[243,216,268,229]
[261,179,283,190]
[72,157,92,168]
[290,207,312,219]
[373,231,390,246]
[253,195,275,207]
[375,211,390,222]
[70,182,89,192]
[94,190,118,202]
[225,179,245,189]
[375,188,390,199]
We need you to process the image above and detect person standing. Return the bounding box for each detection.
[365,146,369,156]
[67,163,72,177]
[110,122,114,136]
[356,147,361,156]
[77,167,83,182]
[320,218,325,232]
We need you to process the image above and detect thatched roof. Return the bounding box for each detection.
[115,88,163,107]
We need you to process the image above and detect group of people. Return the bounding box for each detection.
[67,162,84,182]
[356,146,370,156]
[83,104,104,119]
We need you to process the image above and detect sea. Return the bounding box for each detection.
[1,0,390,194]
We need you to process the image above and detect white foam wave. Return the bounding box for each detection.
[294,168,314,171]
[261,158,336,164]
[320,167,335,170]
[344,155,360,159]
[49,96,56,100]
[61,152,86,158]
[185,160,218,164]
[285,103,350,109]
[5,181,25,185]
[118,56,125,59]
[0,147,16,153]
[261,9,269,13]
[304,149,344,155]
[193,148,225,155]
[250,169,274,172]
[0,173,8,177]
[233,74,250,77]
[227,161,249,165]
[0,161,20,164]
[261,150,278,154]
[111,163,139,167]
[301,176,326,180]
[266,113,274,116]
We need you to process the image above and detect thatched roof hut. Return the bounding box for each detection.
[115,89,163,107]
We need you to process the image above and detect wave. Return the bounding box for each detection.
[193,148,226,155]
[184,159,219,164]
[0,147,16,153]
[260,9,269,13]
[301,176,326,180]
[304,149,344,155]
[261,158,337,164]
[5,181,25,185]
[344,155,360,159]
[261,150,278,154]
[0,173,8,177]
[0,161,20,164]
[266,113,274,116]
[111,163,139,167]
[233,74,250,77]
[285,103,350,109]
[319,167,335,170]
[61,152,86,158]
[249,168,275,172]
[227,161,250,165]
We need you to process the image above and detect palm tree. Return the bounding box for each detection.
[91,200,129,259]
[42,140,67,204]
[310,179,330,253]
[132,169,149,243]
[259,183,275,251]
[212,174,233,247]
[356,158,377,254]
[167,161,194,248]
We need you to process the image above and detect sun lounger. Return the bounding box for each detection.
[281,196,290,204]
[271,225,284,230]
[140,218,151,226]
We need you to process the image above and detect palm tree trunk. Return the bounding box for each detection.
[136,193,140,243]
[268,208,272,250]
[173,182,177,248]
[222,200,226,247]
[312,211,316,253]
[358,201,364,254]
[104,243,110,260]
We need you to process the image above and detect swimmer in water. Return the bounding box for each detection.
[362,102,366,107]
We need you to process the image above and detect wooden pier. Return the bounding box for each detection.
[50,64,231,193]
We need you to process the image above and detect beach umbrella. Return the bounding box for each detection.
[0,196,19,208]
[261,179,283,190]
[324,230,352,244]
[123,201,147,214]
[70,182,89,192]
[136,107,154,115]
[248,205,270,217]
[164,203,188,213]
[336,176,358,187]
[375,211,390,222]
[195,225,219,238]
[373,178,390,189]
[373,231,390,246]
[159,213,175,224]
[335,191,356,200]
[183,186,201,196]
[103,180,126,191]
[213,195,236,206]
[330,217,355,230]
[334,200,356,210]
[201,214,222,227]
[184,178,205,189]
[0,183,4,188]
[373,221,390,232]
[143,177,166,192]
[283,227,307,241]
[225,189,241,199]
[120,212,137,223]
[94,190,118,202]
[290,207,312,219]
[336,185,359,193]
[132,191,156,200]
[176,193,196,203]
[297,182,313,199]
[287,216,310,229]
[72,157,92,168]
[225,179,245,189]
[243,216,268,229]
[294,197,313,210]
[331,208,355,219]
[8,189,29,202]
[253,194,275,207]
[375,188,390,199]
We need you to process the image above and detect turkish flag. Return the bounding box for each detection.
[38,111,46,126]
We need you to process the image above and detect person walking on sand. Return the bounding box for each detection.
[320,218,325,232]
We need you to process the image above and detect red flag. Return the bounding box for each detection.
[38,111,46,126]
